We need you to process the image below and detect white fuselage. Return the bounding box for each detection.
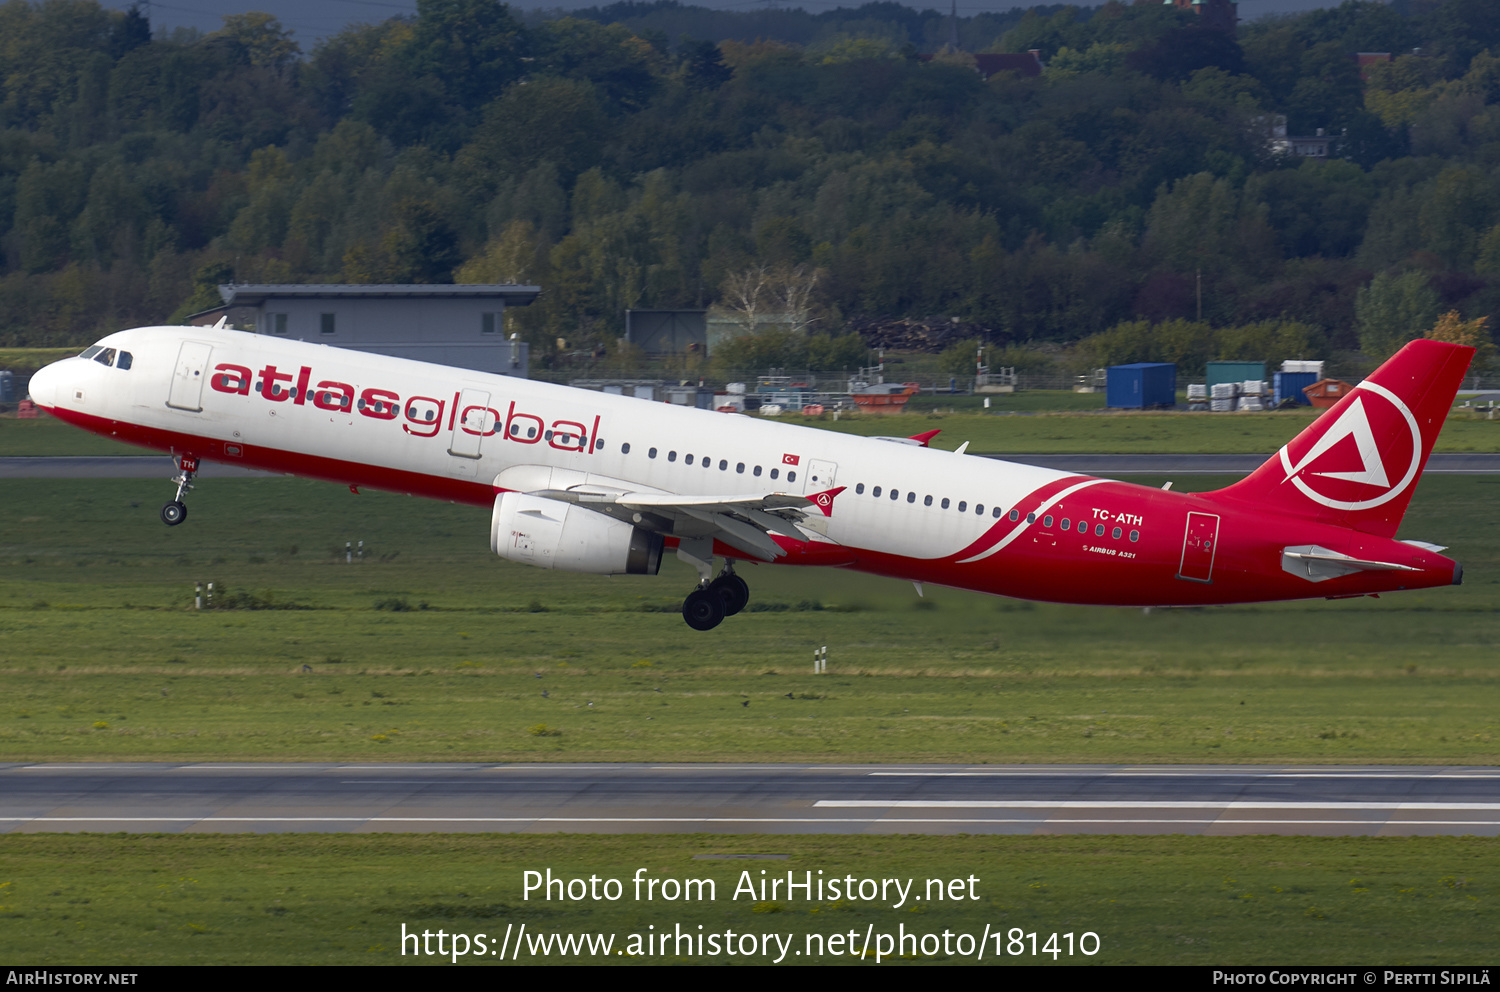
[34,326,1073,564]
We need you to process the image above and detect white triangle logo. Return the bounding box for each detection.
[1283,396,1390,489]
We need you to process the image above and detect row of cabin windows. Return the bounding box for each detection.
[1009,508,1139,542]
[1017,510,1141,542]
[853,482,1001,517]
[615,443,796,482]
[845,481,1143,541]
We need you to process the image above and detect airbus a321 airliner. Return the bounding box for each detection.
[25,326,1472,630]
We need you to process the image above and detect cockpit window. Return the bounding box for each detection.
[93,348,116,366]
[79,346,102,360]
[117,351,132,370]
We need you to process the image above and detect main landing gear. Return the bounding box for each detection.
[161,454,197,526]
[680,558,751,632]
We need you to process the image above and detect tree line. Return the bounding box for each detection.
[1,0,1499,378]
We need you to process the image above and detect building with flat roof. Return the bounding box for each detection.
[199,284,541,377]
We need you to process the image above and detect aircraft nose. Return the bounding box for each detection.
[27,359,65,410]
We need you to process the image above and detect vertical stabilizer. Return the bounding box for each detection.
[1212,339,1474,537]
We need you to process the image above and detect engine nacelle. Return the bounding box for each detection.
[491,492,663,575]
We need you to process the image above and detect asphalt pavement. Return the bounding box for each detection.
[4,763,1497,836]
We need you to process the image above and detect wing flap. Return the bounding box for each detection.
[521,486,848,561]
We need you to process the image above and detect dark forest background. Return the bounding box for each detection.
[3,0,1499,376]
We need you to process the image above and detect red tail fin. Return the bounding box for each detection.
[1213,339,1473,537]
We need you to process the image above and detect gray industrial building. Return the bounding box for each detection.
[198,284,541,377]
[625,309,708,354]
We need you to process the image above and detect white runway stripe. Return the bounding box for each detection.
[816,800,1500,810]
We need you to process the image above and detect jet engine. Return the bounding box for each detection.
[491,492,663,575]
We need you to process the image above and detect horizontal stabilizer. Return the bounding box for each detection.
[1281,544,1420,582]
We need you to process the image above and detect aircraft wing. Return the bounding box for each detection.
[528,486,847,562]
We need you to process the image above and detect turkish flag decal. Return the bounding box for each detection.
[782,453,800,465]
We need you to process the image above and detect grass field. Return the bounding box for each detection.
[0,833,1494,965]
[1,474,1496,764]
[2,432,1496,967]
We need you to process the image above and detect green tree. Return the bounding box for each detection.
[458,78,608,189]
[404,0,528,113]
[455,218,544,284]
[1214,320,1326,371]
[210,12,299,71]
[533,18,662,114]
[1355,270,1440,361]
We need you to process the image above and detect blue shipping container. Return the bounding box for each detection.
[1273,371,1316,406]
[1106,363,1176,409]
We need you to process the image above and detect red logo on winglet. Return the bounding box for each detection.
[808,486,845,517]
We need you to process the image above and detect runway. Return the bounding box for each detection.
[3,763,1498,836]
[5,453,1500,479]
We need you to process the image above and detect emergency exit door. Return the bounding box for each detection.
[1176,511,1220,583]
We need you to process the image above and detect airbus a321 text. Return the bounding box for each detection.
[26,328,1472,630]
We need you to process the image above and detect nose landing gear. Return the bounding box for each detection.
[161,454,197,526]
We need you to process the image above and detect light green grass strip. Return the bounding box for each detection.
[0,833,1492,965]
